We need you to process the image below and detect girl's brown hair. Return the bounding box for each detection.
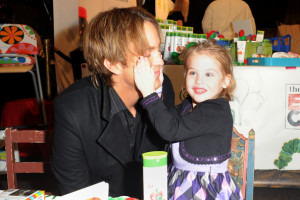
[83,7,161,88]
[183,39,236,101]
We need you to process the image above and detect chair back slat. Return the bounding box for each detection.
[10,129,47,143]
[14,162,50,173]
[5,127,50,189]
[5,128,17,188]
[0,24,38,55]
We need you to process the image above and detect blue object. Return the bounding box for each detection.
[269,34,291,53]
[217,40,230,48]
[247,58,300,66]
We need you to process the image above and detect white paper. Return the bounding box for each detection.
[57,182,108,200]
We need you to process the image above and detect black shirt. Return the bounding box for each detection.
[109,88,142,156]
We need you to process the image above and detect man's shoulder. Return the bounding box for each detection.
[55,77,103,104]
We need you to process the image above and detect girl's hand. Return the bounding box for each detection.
[154,66,164,98]
[158,66,164,88]
[134,56,156,97]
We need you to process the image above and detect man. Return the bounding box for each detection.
[51,7,175,199]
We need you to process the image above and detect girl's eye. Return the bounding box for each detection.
[205,72,214,77]
[189,71,196,75]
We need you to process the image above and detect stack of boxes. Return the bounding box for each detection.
[157,19,274,65]
[157,19,207,64]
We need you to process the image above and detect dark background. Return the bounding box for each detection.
[0,0,54,42]
[0,0,300,122]
[2,0,300,41]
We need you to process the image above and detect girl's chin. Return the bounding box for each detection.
[193,97,206,104]
[154,71,160,77]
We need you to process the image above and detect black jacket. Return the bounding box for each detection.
[51,74,175,198]
[141,95,233,162]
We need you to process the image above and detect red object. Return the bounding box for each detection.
[207,30,216,39]
[1,98,54,159]
[250,35,256,41]
[7,43,38,55]
[79,6,87,19]
[239,30,245,37]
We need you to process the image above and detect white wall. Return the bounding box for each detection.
[53,0,136,93]
[53,0,79,93]
[84,0,136,22]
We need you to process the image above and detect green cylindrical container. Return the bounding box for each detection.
[163,32,172,61]
[143,151,168,200]
[143,151,167,167]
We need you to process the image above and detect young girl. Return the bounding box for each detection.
[134,39,242,200]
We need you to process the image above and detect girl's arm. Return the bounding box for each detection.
[141,95,228,142]
[134,58,229,142]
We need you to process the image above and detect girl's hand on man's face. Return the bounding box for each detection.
[134,56,156,97]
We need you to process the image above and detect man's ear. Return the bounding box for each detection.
[103,59,122,75]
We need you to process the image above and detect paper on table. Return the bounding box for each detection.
[57,182,108,200]
[0,189,44,200]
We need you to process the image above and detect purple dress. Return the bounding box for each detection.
[168,142,242,200]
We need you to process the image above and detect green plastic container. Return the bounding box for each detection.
[142,151,167,167]
[143,151,168,200]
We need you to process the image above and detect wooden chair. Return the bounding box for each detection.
[228,127,255,200]
[5,127,51,189]
[0,24,47,127]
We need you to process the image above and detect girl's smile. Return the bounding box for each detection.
[185,53,230,107]
[192,87,207,95]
